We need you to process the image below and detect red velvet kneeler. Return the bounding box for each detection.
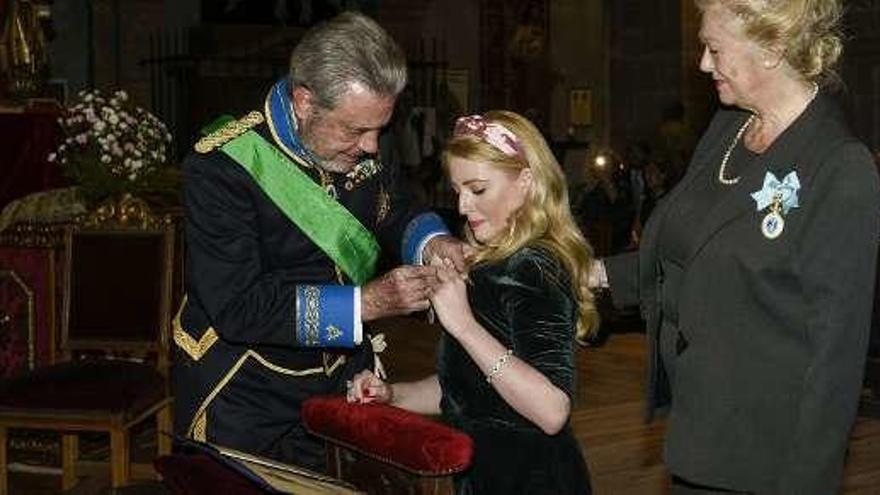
[302,396,473,494]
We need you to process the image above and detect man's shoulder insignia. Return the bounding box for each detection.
[194,111,265,154]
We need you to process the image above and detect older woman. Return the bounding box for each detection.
[596,1,880,493]
[350,111,596,494]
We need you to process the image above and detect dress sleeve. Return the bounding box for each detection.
[777,141,880,494]
[184,153,360,348]
[501,249,579,398]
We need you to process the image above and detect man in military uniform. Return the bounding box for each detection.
[173,11,462,470]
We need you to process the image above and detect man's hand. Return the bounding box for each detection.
[361,265,440,322]
[423,235,467,272]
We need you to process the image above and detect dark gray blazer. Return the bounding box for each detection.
[607,93,880,494]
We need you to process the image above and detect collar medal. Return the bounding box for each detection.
[750,170,800,240]
[266,78,383,198]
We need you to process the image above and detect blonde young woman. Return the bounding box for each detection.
[350,111,596,494]
[595,1,880,493]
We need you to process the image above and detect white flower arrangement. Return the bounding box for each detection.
[48,89,172,183]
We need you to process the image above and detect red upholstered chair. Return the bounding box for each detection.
[0,223,68,378]
[302,396,473,494]
[0,196,176,493]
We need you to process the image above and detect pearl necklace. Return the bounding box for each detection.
[717,114,755,185]
[717,83,819,185]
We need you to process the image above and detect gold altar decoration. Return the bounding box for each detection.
[80,194,173,231]
[0,0,50,99]
[0,187,86,237]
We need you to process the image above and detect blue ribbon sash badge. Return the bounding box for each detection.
[751,171,800,214]
[751,171,800,240]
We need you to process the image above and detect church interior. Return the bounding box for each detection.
[1,0,879,493]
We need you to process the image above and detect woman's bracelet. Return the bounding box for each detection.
[485,349,514,384]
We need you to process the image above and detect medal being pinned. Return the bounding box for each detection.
[751,171,800,240]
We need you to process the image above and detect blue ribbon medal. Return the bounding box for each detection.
[750,171,800,240]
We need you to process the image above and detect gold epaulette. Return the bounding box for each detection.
[194,111,265,154]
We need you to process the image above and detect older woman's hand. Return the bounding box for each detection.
[347,369,393,404]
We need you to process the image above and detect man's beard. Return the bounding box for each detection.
[314,156,354,174]
[299,116,359,174]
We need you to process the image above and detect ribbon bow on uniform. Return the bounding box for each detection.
[751,171,801,214]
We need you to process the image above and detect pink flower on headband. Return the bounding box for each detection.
[453,115,523,159]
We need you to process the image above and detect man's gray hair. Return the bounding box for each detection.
[289,11,408,109]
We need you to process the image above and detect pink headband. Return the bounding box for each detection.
[453,115,524,159]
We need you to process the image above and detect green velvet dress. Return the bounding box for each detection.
[438,246,591,494]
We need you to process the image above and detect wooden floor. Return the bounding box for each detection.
[376,315,880,495]
[9,315,880,494]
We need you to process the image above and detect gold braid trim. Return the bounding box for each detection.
[302,286,321,346]
[174,327,219,362]
[195,111,265,154]
[172,295,219,361]
[185,350,328,440]
[191,411,208,442]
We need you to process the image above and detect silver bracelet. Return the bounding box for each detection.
[485,349,514,384]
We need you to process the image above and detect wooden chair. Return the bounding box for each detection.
[0,195,175,493]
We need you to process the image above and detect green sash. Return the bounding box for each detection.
[216,123,380,285]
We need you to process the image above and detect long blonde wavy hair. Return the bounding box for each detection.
[443,110,599,341]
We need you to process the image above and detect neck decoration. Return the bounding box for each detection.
[717,114,755,185]
[265,78,323,168]
[717,82,819,186]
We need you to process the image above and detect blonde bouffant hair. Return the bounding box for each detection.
[695,0,843,84]
[442,110,599,342]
